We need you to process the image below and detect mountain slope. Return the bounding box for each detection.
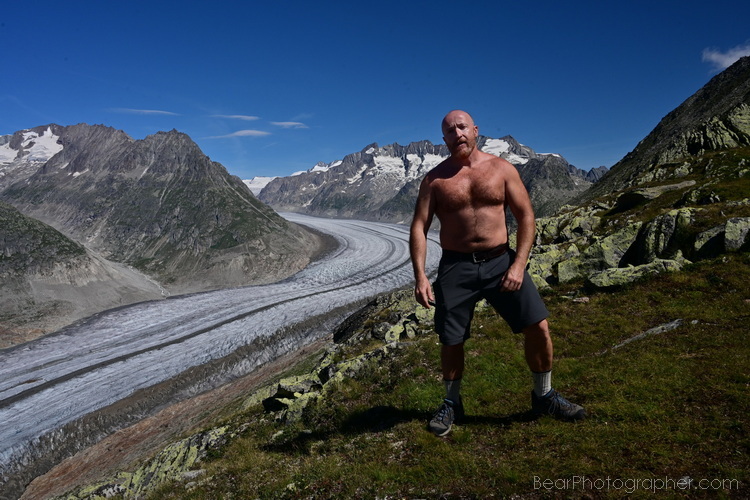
[0,201,165,344]
[257,136,604,223]
[580,55,750,202]
[1,124,320,294]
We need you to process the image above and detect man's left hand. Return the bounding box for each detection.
[499,264,524,292]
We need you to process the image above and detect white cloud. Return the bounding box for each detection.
[702,42,750,71]
[271,121,309,129]
[211,114,260,121]
[109,108,180,116]
[206,129,271,139]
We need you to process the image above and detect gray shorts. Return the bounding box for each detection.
[433,248,549,345]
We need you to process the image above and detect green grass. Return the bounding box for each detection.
[149,253,749,499]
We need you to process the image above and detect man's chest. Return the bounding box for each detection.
[433,173,505,210]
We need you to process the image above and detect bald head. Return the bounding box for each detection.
[441,110,475,135]
[442,110,478,158]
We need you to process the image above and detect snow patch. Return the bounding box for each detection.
[481,138,511,156]
[481,138,528,165]
[404,153,445,180]
[0,127,63,168]
[372,155,405,176]
[24,127,63,162]
[0,141,17,165]
[310,163,330,173]
[346,164,368,184]
[243,176,277,195]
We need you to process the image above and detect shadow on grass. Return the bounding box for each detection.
[263,405,539,453]
[341,405,539,434]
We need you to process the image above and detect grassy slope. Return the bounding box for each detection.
[149,252,749,499]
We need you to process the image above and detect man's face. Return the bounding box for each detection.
[442,112,478,159]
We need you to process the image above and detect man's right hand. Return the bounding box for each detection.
[414,276,435,308]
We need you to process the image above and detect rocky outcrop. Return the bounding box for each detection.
[585,259,685,290]
[579,56,750,202]
[528,160,749,291]
[67,427,228,500]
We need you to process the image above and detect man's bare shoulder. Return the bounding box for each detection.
[480,151,513,168]
[424,157,458,181]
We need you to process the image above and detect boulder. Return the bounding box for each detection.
[557,213,601,243]
[528,243,580,284]
[693,226,725,259]
[558,223,642,283]
[677,187,721,207]
[585,259,684,290]
[725,217,750,251]
[633,208,698,264]
[273,374,323,399]
[582,222,642,268]
[535,207,601,245]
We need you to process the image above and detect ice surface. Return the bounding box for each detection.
[0,214,441,473]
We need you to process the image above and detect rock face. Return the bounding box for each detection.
[0,124,322,339]
[580,56,750,203]
[525,56,750,290]
[257,136,605,223]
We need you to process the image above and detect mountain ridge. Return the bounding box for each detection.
[0,124,325,341]
[579,55,750,202]
[256,135,606,223]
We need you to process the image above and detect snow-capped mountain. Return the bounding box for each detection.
[0,125,65,191]
[255,135,606,223]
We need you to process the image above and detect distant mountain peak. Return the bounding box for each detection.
[256,136,602,223]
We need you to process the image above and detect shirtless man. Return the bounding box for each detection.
[410,110,585,436]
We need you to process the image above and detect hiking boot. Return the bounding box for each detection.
[428,398,464,436]
[531,389,586,421]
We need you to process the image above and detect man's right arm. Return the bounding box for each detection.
[409,177,435,308]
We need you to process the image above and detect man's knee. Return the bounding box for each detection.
[523,319,550,340]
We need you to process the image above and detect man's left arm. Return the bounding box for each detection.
[500,163,536,292]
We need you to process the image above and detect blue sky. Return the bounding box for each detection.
[2,1,749,180]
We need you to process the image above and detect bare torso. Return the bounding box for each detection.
[428,152,510,252]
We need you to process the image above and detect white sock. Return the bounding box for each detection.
[532,370,552,397]
[444,378,462,403]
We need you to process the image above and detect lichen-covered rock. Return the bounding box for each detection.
[677,187,721,206]
[274,374,323,398]
[725,217,750,251]
[693,226,725,259]
[585,259,684,290]
[531,273,551,291]
[558,223,642,283]
[634,208,698,263]
[557,256,585,284]
[557,212,601,243]
[281,392,321,422]
[67,427,228,499]
[528,243,580,284]
[583,222,643,268]
[535,206,601,245]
